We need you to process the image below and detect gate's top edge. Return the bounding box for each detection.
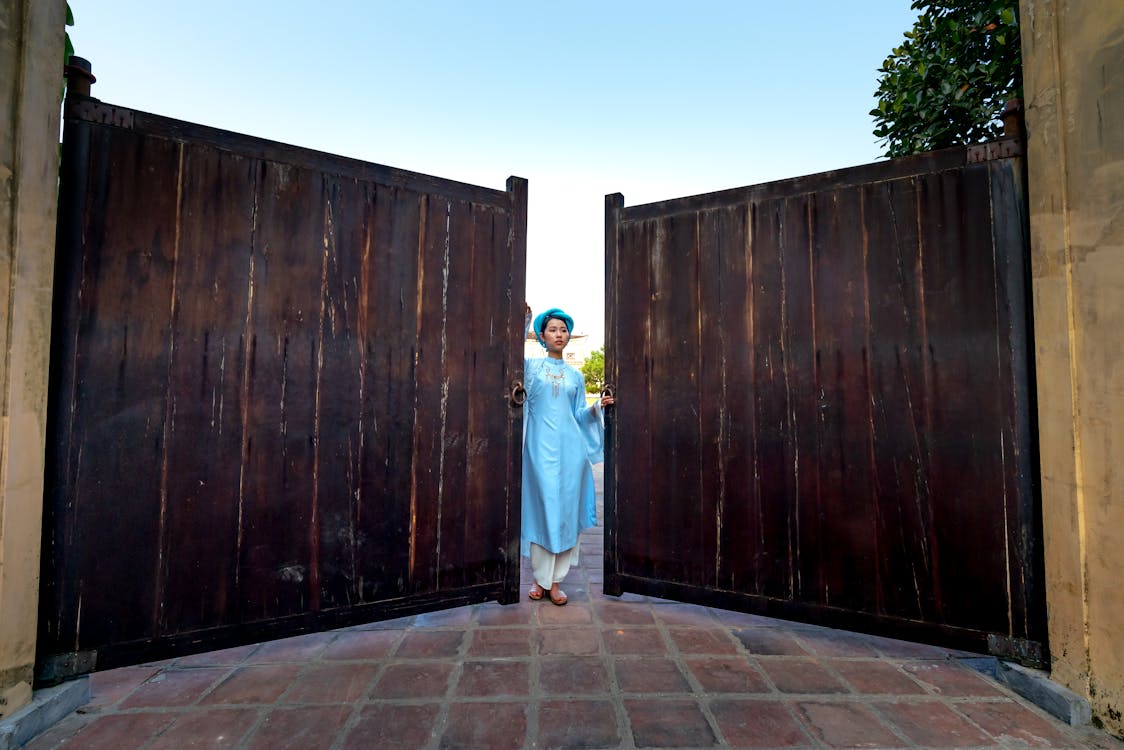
[63,95,512,207]
[613,137,1024,222]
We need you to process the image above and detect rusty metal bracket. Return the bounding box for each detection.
[966,137,1023,163]
[66,97,135,130]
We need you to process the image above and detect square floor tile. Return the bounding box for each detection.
[281,662,380,703]
[903,662,1005,696]
[540,657,610,696]
[537,627,600,656]
[369,663,454,699]
[539,603,593,625]
[602,627,667,656]
[614,658,691,694]
[57,713,173,750]
[245,632,333,662]
[829,659,925,695]
[455,661,530,697]
[734,629,810,656]
[651,602,719,627]
[758,658,848,694]
[245,705,352,750]
[395,630,464,659]
[594,602,655,625]
[87,666,161,708]
[145,708,258,750]
[321,629,402,660]
[477,602,534,626]
[339,703,440,750]
[796,701,902,748]
[539,699,620,750]
[710,700,812,748]
[874,701,993,747]
[958,700,1075,748]
[686,658,769,693]
[668,628,740,655]
[439,702,526,750]
[120,667,227,708]
[467,628,531,657]
[625,699,717,748]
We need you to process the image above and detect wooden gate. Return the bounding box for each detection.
[38,94,528,678]
[604,141,1046,660]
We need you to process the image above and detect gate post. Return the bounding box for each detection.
[602,193,624,597]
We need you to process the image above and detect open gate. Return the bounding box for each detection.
[38,93,528,678]
[604,141,1047,661]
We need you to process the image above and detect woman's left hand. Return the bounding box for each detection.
[600,395,615,408]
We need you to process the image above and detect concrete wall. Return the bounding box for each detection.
[0,0,65,720]
[1020,0,1124,736]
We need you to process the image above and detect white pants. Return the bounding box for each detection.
[530,542,579,590]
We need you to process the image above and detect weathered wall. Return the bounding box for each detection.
[0,0,65,720]
[1020,0,1124,736]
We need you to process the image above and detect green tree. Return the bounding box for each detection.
[581,347,605,394]
[871,0,1021,158]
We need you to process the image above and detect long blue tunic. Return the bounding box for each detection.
[520,355,603,557]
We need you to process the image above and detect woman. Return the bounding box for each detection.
[521,305,614,605]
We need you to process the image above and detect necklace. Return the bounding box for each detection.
[542,358,566,397]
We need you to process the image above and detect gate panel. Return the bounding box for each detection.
[605,144,1046,658]
[39,96,527,677]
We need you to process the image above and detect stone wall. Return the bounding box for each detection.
[0,0,65,720]
[1020,0,1124,737]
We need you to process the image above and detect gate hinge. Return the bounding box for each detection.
[987,634,1047,669]
[36,650,97,685]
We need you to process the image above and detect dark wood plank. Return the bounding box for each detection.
[160,147,255,633]
[239,161,324,622]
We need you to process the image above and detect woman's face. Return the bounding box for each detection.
[543,318,570,355]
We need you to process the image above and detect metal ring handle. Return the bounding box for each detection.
[600,384,615,400]
[511,381,527,406]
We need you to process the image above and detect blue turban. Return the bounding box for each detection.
[533,307,575,348]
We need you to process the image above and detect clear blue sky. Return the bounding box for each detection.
[70,1,921,348]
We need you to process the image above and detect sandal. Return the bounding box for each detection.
[528,583,544,601]
[548,587,568,606]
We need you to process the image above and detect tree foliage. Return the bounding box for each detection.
[871,0,1021,158]
[581,348,605,394]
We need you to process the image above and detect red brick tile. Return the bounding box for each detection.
[120,667,227,708]
[602,627,667,655]
[320,629,401,660]
[477,602,534,625]
[200,663,302,705]
[245,632,333,662]
[20,714,93,750]
[439,702,526,750]
[614,658,691,694]
[369,663,454,699]
[734,628,810,655]
[339,703,440,750]
[245,706,352,750]
[594,601,655,625]
[454,661,530,697]
[146,707,258,749]
[87,666,161,708]
[686,658,769,693]
[395,630,464,658]
[538,699,620,749]
[758,658,849,694]
[174,644,258,668]
[669,628,740,655]
[467,628,531,657]
[651,602,719,626]
[829,659,926,694]
[958,700,1075,748]
[793,630,881,657]
[539,602,593,625]
[711,701,812,748]
[540,657,610,696]
[537,627,600,656]
[796,701,902,748]
[902,662,1005,696]
[625,699,717,748]
[281,662,380,703]
[58,713,173,750]
[414,607,474,627]
[875,701,994,747]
